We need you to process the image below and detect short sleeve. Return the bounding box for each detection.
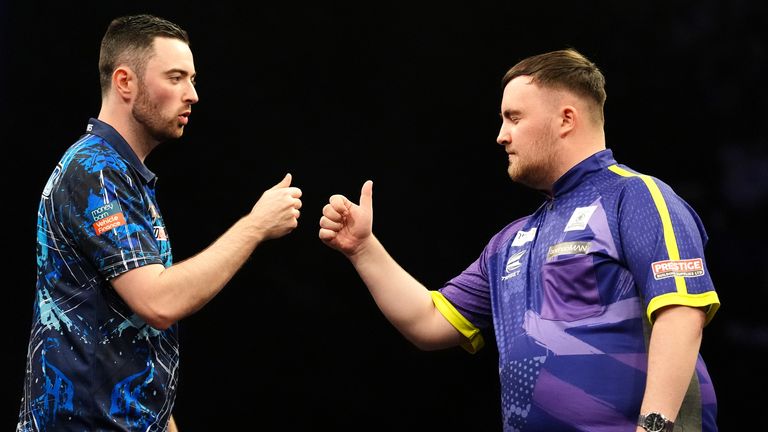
[56,164,163,280]
[616,172,720,324]
[438,253,494,331]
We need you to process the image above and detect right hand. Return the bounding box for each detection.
[249,173,302,240]
[319,180,373,256]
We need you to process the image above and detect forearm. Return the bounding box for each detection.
[156,215,265,319]
[348,235,460,349]
[638,306,706,427]
[114,214,267,329]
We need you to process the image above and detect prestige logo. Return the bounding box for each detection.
[651,258,705,280]
[90,201,127,235]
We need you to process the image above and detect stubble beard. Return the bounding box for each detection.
[507,126,558,190]
[132,81,183,143]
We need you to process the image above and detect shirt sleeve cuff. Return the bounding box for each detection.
[430,291,485,354]
[647,291,721,325]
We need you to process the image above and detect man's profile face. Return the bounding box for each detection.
[132,37,198,143]
[496,76,559,190]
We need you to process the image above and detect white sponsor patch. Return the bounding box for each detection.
[651,258,705,280]
[511,228,537,247]
[564,206,598,232]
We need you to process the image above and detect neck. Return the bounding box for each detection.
[97,103,157,162]
[546,128,607,192]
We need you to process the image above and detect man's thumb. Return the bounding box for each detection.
[271,173,292,189]
[359,180,373,210]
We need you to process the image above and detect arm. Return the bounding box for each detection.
[636,305,706,430]
[112,173,302,329]
[168,415,178,432]
[319,181,464,350]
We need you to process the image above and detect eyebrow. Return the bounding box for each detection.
[500,109,522,120]
[165,68,196,80]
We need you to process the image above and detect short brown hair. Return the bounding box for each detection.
[98,14,189,97]
[502,49,606,123]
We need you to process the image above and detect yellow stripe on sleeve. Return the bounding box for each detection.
[608,165,720,324]
[430,291,485,353]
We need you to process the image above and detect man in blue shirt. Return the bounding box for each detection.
[18,14,303,431]
[319,49,719,431]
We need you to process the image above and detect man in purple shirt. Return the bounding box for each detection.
[319,49,719,431]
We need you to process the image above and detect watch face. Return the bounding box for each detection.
[643,413,666,432]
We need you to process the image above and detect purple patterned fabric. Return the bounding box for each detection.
[439,149,719,431]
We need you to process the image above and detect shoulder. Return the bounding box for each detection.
[50,136,139,200]
[602,163,681,203]
[61,134,131,176]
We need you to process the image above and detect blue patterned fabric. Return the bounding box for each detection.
[18,119,177,431]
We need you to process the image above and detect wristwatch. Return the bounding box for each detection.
[637,412,674,432]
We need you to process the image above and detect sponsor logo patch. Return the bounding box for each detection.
[547,241,591,259]
[90,201,127,235]
[511,228,537,247]
[153,226,168,241]
[506,251,526,272]
[42,164,62,198]
[502,250,526,280]
[651,258,705,280]
[564,206,597,232]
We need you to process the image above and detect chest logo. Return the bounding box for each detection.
[511,228,537,247]
[564,205,598,232]
[502,250,526,280]
[547,241,591,260]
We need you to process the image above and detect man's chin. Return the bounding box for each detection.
[507,167,520,182]
[170,125,185,138]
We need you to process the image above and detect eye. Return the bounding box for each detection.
[169,75,182,83]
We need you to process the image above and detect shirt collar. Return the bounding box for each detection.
[85,118,157,184]
[551,149,616,197]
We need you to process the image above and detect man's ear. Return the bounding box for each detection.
[112,66,136,102]
[559,105,577,138]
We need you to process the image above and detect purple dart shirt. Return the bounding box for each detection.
[438,149,719,431]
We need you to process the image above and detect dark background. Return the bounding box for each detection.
[2,1,766,430]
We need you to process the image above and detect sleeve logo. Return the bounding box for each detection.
[90,201,127,235]
[651,258,705,280]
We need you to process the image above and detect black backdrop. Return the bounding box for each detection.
[2,1,766,430]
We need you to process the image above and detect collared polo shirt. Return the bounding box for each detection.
[434,149,719,431]
[18,119,176,431]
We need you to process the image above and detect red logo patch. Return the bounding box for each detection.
[651,258,705,280]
